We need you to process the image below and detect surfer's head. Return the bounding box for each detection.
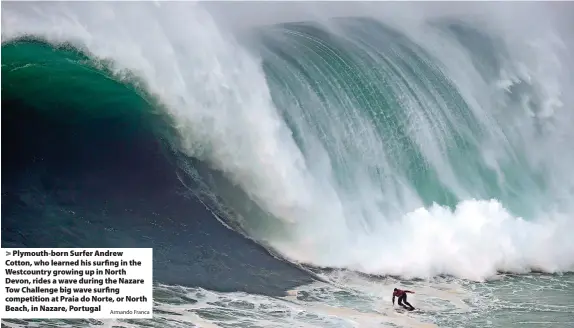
[394,288,398,291]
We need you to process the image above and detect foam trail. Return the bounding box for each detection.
[3,2,574,280]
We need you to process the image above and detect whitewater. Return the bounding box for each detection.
[2,2,574,328]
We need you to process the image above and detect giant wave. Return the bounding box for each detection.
[2,2,574,295]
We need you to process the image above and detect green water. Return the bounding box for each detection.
[258,19,548,221]
[1,39,180,147]
[3,41,139,118]
[472,274,574,327]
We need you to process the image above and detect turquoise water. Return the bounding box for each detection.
[2,2,574,327]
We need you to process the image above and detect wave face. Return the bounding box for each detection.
[0,8,314,295]
[2,1,574,287]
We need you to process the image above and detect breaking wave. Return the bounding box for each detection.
[2,2,574,290]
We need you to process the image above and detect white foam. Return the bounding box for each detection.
[279,199,574,281]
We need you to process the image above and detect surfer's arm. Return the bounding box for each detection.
[392,295,395,305]
[405,290,415,294]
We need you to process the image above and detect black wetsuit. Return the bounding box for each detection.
[393,289,415,310]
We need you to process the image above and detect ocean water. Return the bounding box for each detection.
[2,2,574,327]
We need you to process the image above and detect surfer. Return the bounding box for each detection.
[392,288,415,311]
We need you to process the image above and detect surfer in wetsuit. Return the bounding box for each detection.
[392,288,415,310]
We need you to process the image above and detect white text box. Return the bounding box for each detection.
[1,248,153,319]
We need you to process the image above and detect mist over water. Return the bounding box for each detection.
[2,0,574,288]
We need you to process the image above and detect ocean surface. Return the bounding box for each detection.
[2,2,574,327]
